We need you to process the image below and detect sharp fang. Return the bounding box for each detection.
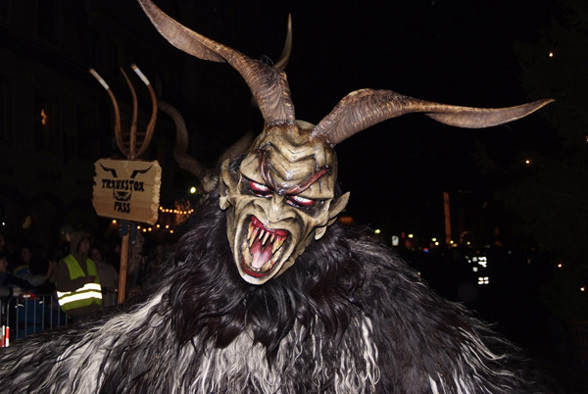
[270,234,275,244]
[247,222,254,241]
[258,228,265,241]
[262,231,270,245]
[272,236,285,254]
[250,227,260,247]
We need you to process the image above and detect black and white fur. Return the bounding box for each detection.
[0,176,552,392]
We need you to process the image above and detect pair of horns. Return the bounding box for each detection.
[137,0,552,147]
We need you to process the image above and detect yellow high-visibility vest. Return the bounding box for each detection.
[56,255,102,312]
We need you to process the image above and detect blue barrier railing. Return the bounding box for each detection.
[1,289,118,347]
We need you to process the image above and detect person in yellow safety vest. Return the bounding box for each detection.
[56,231,102,320]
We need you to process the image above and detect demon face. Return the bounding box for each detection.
[220,121,349,285]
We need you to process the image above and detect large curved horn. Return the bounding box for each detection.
[310,89,554,146]
[273,14,293,72]
[137,0,295,126]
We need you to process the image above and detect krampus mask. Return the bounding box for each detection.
[138,0,552,285]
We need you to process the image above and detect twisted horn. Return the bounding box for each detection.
[310,89,554,146]
[137,0,295,126]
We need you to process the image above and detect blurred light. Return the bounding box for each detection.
[40,109,48,126]
[189,186,197,194]
[374,229,381,234]
[525,159,531,165]
[431,238,437,242]
[391,235,399,246]
[434,241,439,246]
[472,267,478,272]
[557,263,563,269]
[339,215,354,225]
[478,276,490,285]
[478,256,487,268]
[581,287,585,292]
[548,51,554,58]
[408,234,414,239]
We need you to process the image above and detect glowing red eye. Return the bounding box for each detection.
[289,195,315,207]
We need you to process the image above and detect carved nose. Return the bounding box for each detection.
[267,194,285,222]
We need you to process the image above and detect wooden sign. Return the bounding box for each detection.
[92,158,161,225]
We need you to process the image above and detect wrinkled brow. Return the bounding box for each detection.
[257,148,331,196]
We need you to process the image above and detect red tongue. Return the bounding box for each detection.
[250,238,273,270]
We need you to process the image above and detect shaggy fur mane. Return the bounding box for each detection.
[164,190,366,361]
[0,180,556,392]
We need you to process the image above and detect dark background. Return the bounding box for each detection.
[127,0,557,238]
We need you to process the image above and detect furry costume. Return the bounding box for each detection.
[0,1,555,392]
[0,188,551,393]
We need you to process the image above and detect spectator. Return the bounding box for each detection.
[90,244,118,308]
[0,251,48,298]
[1,251,63,338]
[13,244,33,277]
[2,235,18,273]
[30,252,58,294]
[56,231,102,321]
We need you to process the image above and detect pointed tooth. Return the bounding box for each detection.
[272,236,285,254]
[247,222,254,241]
[257,228,264,240]
[262,231,271,245]
[272,241,279,255]
[270,234,276,244]
[251,227,260,246]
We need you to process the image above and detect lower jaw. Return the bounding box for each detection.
[240,255,275,279]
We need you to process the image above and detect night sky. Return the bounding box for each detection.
[126,0,557,236]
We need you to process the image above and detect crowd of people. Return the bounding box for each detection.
[0,225,160,342]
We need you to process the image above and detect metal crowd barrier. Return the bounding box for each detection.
[1,289,118,347]
[1,293,67,347]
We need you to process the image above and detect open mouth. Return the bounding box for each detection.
[240,216,289,278]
